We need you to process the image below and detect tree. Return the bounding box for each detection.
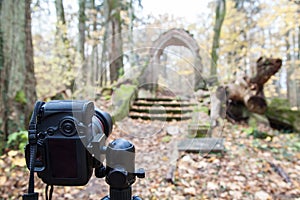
[55,0,66,28]
[78,0,86,61]
[88,0,99,86]
[107,0,124,84]
[210,0,226,76]
[0,0,36,138]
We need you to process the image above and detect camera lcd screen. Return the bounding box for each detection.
[48,139,78,178]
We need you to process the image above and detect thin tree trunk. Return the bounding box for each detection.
[99,29,108,87]
[210,0,226,76]
[298,26,300,60]
[54,0,74,95]
[128,0,135,66]
[0,0,8,137]
[109,19,118,83]
[90,0,97,86]
[287,31,297,107]
[55,0,66,24]
[108,0,123,84]
[99,0,110,86]
[78,0,86,61]
[78,0,87,86]
[55,0,67,42]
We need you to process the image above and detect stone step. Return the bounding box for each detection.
[177,138,225,153]
[137,97,190,102]
[129,97,197,121]
[130,105,193,114]
[133,100,197,108]
[129,111,192,121]
[188,124,210,138]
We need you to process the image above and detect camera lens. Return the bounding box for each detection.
[59,118,76,136]
[94,109,113,137]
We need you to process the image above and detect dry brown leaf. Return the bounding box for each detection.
[13,157,26,167]
[183,187,196,196]
[8,150,19,157]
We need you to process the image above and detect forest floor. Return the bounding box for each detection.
[1,98,300,200]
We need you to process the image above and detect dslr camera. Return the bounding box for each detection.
[24,100,144,200]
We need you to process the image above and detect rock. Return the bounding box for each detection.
[138,89,153,98]
[166,126,180,135]
[194,89,210,98]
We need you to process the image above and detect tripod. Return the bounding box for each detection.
[96,138,145,200]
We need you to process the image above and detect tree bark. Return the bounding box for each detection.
[210,57,282,125]
[228,57,282,115]
[78,0,86,61]
[0,0,36,138]
[24,0,37,124]
[210,0,226,76]
[55,0,66,24]
[90,0,97,86]
[108,0,123,84]
[55,0,67,41]
[98,0,110,87]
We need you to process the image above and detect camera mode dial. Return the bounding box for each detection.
[59,118,76,136]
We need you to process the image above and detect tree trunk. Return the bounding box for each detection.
[78,0,86,61]
[286,31,297,107]
[24,0,37,123]
[89,0,97,86]
[55,0,66,24]
[55,0,67,41]
[227,57,282,116]
[0,0,37,138]
[108,0,123,84]
[54,0,74,95]
[266,107,300,132]
[98,0,110,87]
[210,57,282,125]
[210,0,226,76]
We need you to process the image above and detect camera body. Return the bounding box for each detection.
[25,100,112,186]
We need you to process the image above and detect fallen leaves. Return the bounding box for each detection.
[0,113,300,199]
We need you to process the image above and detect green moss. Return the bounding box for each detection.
[161,135,172,143]
[266,107,300,132]
[112,84,137,122]
[248,113,269,128]
[188,124,210,138]
[15,90,27,104]
[268,98,291,109]
[193,105,209,113]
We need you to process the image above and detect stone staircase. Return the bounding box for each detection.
[129,97,197,121]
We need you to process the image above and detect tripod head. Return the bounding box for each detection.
[96,139,145,200]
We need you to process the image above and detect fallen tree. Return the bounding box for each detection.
[226,57,282,116]
[210,57,294,131]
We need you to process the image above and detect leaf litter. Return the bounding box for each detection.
[0,99,300,199]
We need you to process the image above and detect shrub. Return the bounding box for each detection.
[7,130,28,152]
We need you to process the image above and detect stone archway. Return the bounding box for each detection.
[141,28,203,93]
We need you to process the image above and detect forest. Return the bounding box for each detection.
[0,0,300,199]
